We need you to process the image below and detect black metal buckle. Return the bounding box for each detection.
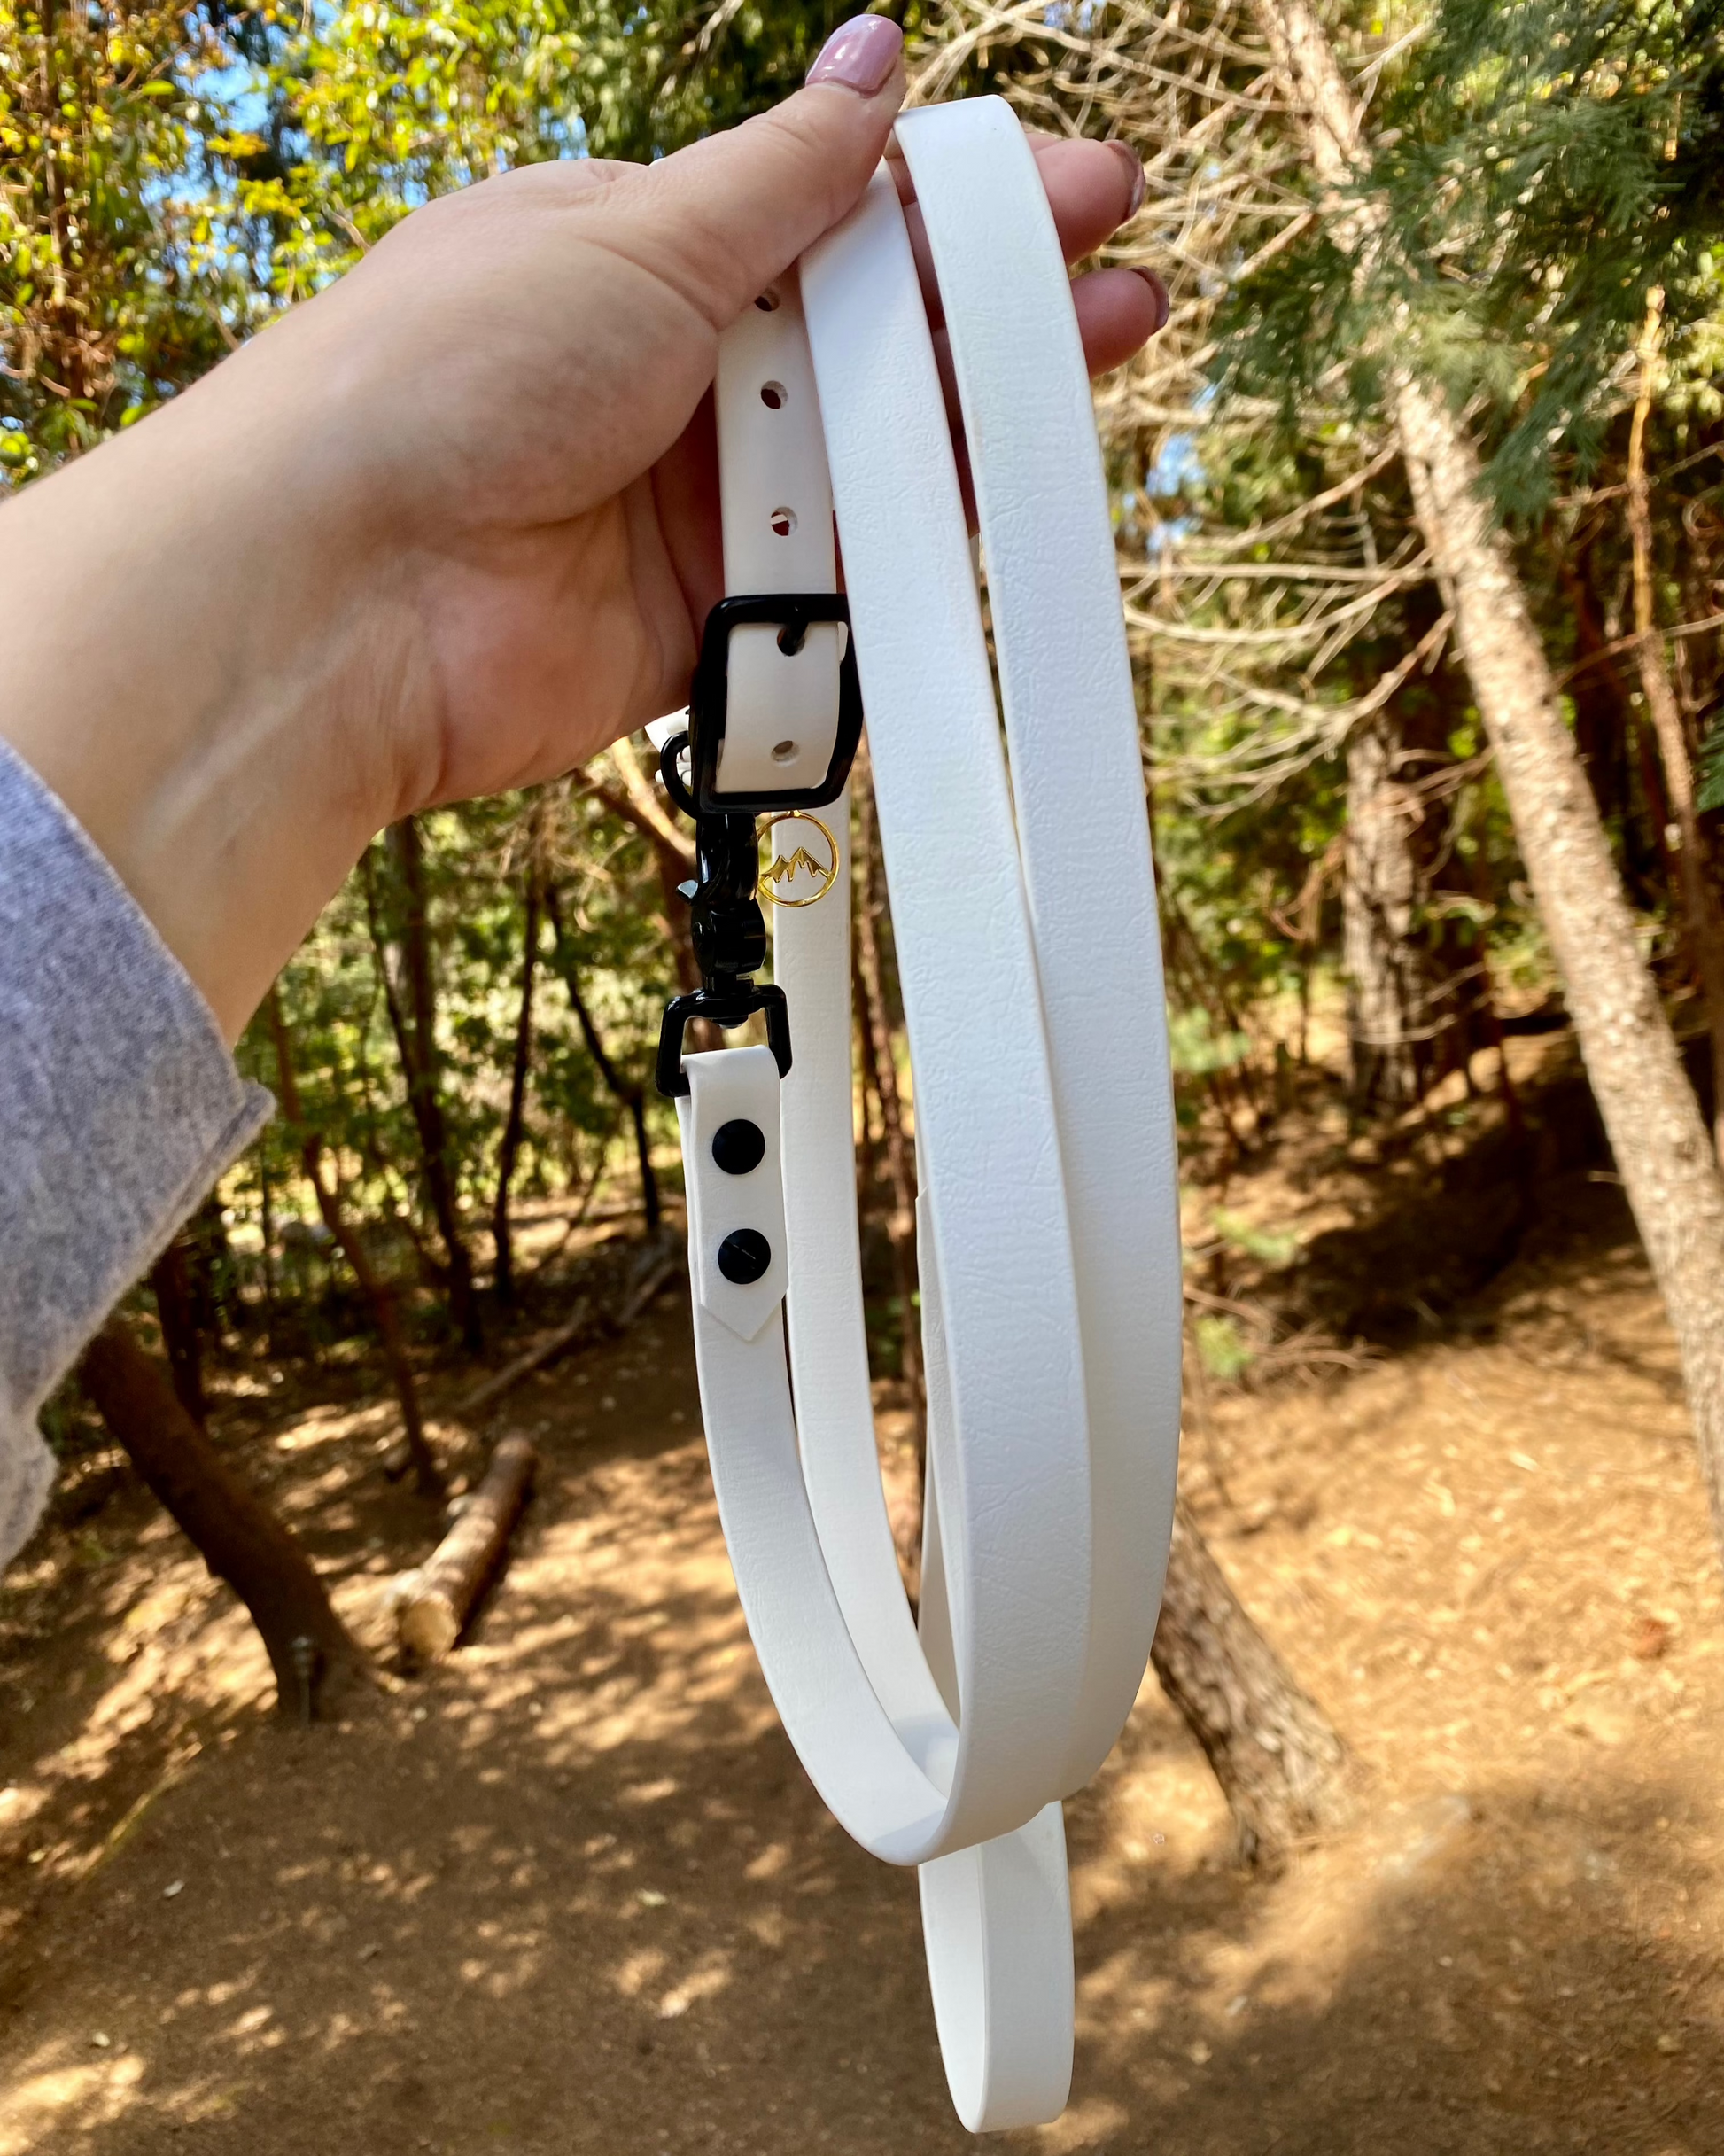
[654,594,861,1095]
[685,593,863,815]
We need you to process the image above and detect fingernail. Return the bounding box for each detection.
[806,13,904,94]
[1108,139,1146,220]
[1130,266,1170,334]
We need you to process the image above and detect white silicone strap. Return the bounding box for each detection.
[711,273,843,798]
[669,97,1181,2133]
[893,100,1183,1791]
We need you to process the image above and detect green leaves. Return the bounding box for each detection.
[1221,0,1724,519]
[0,3,267,472]
[248,0,871,298]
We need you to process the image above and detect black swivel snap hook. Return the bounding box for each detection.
[655,798,791,1099]
[654,591,862,1099]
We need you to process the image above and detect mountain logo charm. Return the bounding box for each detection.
[758,812,839,908]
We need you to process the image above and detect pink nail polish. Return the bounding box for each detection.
[1130,267,1170,334]
[806,13,904,94]
[1108,139,1146,221]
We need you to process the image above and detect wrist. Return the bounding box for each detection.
[0,315,433,1039]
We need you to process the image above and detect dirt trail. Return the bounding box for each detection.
[3,1173,1723,2154]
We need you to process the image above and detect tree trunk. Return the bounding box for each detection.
[267,990,445,1503]
[853,756,923,1404]
[1343,712,1428,1112]
[372,820,481,1350]
[1256,0,1724,1568]
[80,1324,364,1719]
[493,848,543,1307]
[393,1435,537,1662]
[1394,371,1724,1549]
[1152,1498,1351,1866]
[151,1236,206,1425]
[259,1152,279,1344]
[182,1194,233,1337]
[544,882,662,1235]
[1627,285,1724,1163]
[851,935,883,1213]
[1162,890,1265,1146]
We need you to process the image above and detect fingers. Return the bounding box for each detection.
[1029,136,1145,265]
[627,19,906,331]
[928,265,1163,531]
[1074,266,1169,377]
[891,130,1145,289]
[893,126,1164,377]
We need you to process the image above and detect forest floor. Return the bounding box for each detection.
[3,1057,1724,2155]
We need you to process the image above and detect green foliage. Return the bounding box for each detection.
[1700,735,1724,813]
[1211,1208,1297,1271]
[245,0,901,292]
[1193,1312,1254,1381]
[1167,1006,1253,1078]
[8,0,1719,1380]
[0,3,265,470]
[1223,0,1724,517]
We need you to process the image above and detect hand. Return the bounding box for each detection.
[0,17,1166,1039]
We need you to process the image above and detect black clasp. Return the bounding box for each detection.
[655,809,793,1098]
[685,594,863,815]
[655,592,864,1097]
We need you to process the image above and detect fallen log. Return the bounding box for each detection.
[392,1434,537,1662]
[452,1243,681,1420]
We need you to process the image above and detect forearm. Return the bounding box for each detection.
[0,323,418,1041]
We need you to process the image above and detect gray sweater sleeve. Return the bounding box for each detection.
[0,740,272,1566]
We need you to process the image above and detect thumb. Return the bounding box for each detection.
[627,16,905,329]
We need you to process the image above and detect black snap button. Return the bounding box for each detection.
[717,1228,773,1285]
[711,1118,766,1176]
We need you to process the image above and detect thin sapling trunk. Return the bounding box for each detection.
[493,842,543,1306]
[544,881,662,1236]
[854,757,923,1406]
[267,989,445,1503]
[1627,285,1724,1163]
[371,819,482,1350]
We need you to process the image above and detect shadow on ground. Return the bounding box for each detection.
[4,1207,1723,2154]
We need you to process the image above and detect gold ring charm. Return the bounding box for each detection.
[758,811,840,907]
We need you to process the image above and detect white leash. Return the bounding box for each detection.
[653,97,1180,2131]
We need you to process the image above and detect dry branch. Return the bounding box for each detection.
[912,0,1430,805]
[393,1435,538,1662]
[453,1242,681,1420]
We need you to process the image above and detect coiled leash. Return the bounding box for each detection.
[652,98,1182,2131]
